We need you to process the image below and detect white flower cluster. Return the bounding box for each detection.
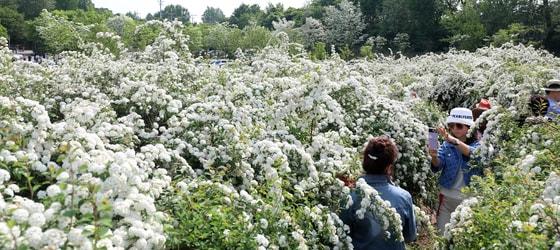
[175,180,352,249]
[444,197,479,240]
[0,96,170,249]
[527,172,560,247]
[354,179,404,242]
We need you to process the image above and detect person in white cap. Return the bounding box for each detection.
[428,107,481,234]
[543,79,560,119]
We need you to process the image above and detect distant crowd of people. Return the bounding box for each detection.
[340,78,560,249]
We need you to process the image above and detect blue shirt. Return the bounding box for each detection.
[431,140,481,189]
[546,97,560,120]
[340,175,417,250]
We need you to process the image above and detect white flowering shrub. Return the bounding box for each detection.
[443,114,560,249]
[1,19,560,249]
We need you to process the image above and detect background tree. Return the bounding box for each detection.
[241,25,272,52]
[55,0,93,10]
[34,10,90,53]
[77,0,92,10]
[377,0,445,53]
[201,6,225,24]
[125,11,141,20]
[350,0,382,35]
[478,0,538,35]
[299,17,326,49]
[392,32,410,53]
[323,0,365,49]
[0,6,26,44]
[272,18,303,44]
[184,23,211,53]
[261,3,285,29]
[229,4,263,29]
[51,8,112,25]
[284,7,305,26]
[106,14,136,47]
[305,0,340,20]
[441,0,486,51]
[149,4,190,23]
[18,0,55,18]
[490,23,542,47]
[131,21,162,50]
[544,0,560,54]
[0,0,19,9]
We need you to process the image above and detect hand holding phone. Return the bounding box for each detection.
[428,128,439,150]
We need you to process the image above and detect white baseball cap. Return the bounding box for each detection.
[446,107,474,126]
[542,79,560,92]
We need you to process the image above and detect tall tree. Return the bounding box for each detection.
[77,0,92,10]
[377,0,445,52]
[229,4,263,29]
[201,7,225,24]
[0,6,26,44]
[479,0,526,35]
[106,14,136,46]
[543,0,560,54]
[350,0,383,34]
[150,4,190,23]
[55,0,92,10]
[323,0,365,48]
[300,17,326,49]
[18,0,55,18]
[261,3,285,29]
[284,7,305,26]
[125,11,141,20]
[34,10,90,53]
[0,0,19,10]
[440,0,486,51]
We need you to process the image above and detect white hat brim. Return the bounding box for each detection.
[542,88,560,91]
[446,117,474,126]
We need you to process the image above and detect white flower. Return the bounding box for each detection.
[24,226,43,248]
[511,220,523,231]
[28,213,46,227]
[41,229,66,248]
[12,208,29,223]
[57,171,70,181]
[46,185,61,197]
[260,218,268,229]
[255,234,269,247]
[68,228,84,246]
[0,169,10,184]
[96,238,114,249]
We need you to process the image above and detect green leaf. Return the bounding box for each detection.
[63,209,78,217]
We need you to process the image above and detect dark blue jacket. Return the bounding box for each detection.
[340,175,417,250]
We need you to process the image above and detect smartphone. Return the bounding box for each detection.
[428,128,439,150]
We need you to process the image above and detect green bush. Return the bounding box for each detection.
[491,23,544,48]
[339,45,354,61]
[310,42,327,60]
[359,45,373,59]
[0,24,8,40]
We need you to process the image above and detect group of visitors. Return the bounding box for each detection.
[340,78,560,249]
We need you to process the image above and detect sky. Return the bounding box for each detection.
[92,0,309,23]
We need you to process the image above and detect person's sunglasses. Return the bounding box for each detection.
[448,123,469,129]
